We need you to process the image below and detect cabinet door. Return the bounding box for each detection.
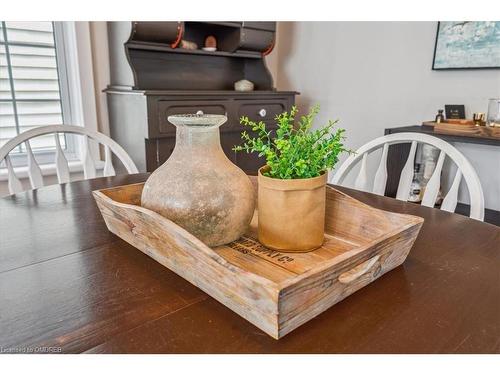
[145,138,176,171]
[223,132,265,175]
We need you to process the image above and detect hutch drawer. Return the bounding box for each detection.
[156,100,231,136]
[237,100,288,122]
[148,96,294,140]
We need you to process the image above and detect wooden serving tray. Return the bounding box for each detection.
[423,121,500,139]
[93,178,423,339]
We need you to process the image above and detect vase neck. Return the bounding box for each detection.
[174,126,223,152]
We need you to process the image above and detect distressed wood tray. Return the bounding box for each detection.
[93,178,423,339]
[423,121,500,139]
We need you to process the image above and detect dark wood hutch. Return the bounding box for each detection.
[106,21,296,174]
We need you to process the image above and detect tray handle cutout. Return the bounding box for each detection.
[338,255,381,284]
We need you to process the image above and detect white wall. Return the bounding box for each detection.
[275,21,500,210]
[89,21,112,136]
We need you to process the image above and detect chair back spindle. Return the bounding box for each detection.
[421,151,446,208]
[25,140,44,190]
[354,153,369,192]
[372,143,389,195]
[54,133,70,184]
[0,125,138,195]
[103,145,116,177]
[440,170,462,213]
[331,133,484,221]
[5,155,23,194]
[82,135,97,179]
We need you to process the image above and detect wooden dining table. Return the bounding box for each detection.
[1,173,499,354]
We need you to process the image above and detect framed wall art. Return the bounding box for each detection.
[432,21,500,70]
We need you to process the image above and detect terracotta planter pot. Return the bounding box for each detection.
[257,167,327,252]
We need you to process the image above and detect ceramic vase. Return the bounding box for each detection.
[141,114,255,247]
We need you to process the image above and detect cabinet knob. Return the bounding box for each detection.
[196,110,204,115]
[258,108,267,118]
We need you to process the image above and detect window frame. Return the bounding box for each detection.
[0,21,100,170]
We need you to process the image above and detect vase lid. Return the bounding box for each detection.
[168,114,227,128]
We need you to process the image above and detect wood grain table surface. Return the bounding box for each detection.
[1,173,499,354]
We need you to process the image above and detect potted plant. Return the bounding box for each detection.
[234,105,350,252]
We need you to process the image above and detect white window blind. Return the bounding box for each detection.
[0,21,66,153]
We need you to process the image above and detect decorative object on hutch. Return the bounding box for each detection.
[203,35,217,51]
[180,40,198,50]
[106,21,296,174]
[444,104,466,120]
[473,113,486,126]
[408,164,423,203]
[141,114,255,247]
[486,98,500,127]
[234,79,254,91]
[434,109,444,123]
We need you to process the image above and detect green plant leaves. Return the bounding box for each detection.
[232,105,351,179]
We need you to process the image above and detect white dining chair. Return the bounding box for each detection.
[331,132,485,221]
[0,125,139,195]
